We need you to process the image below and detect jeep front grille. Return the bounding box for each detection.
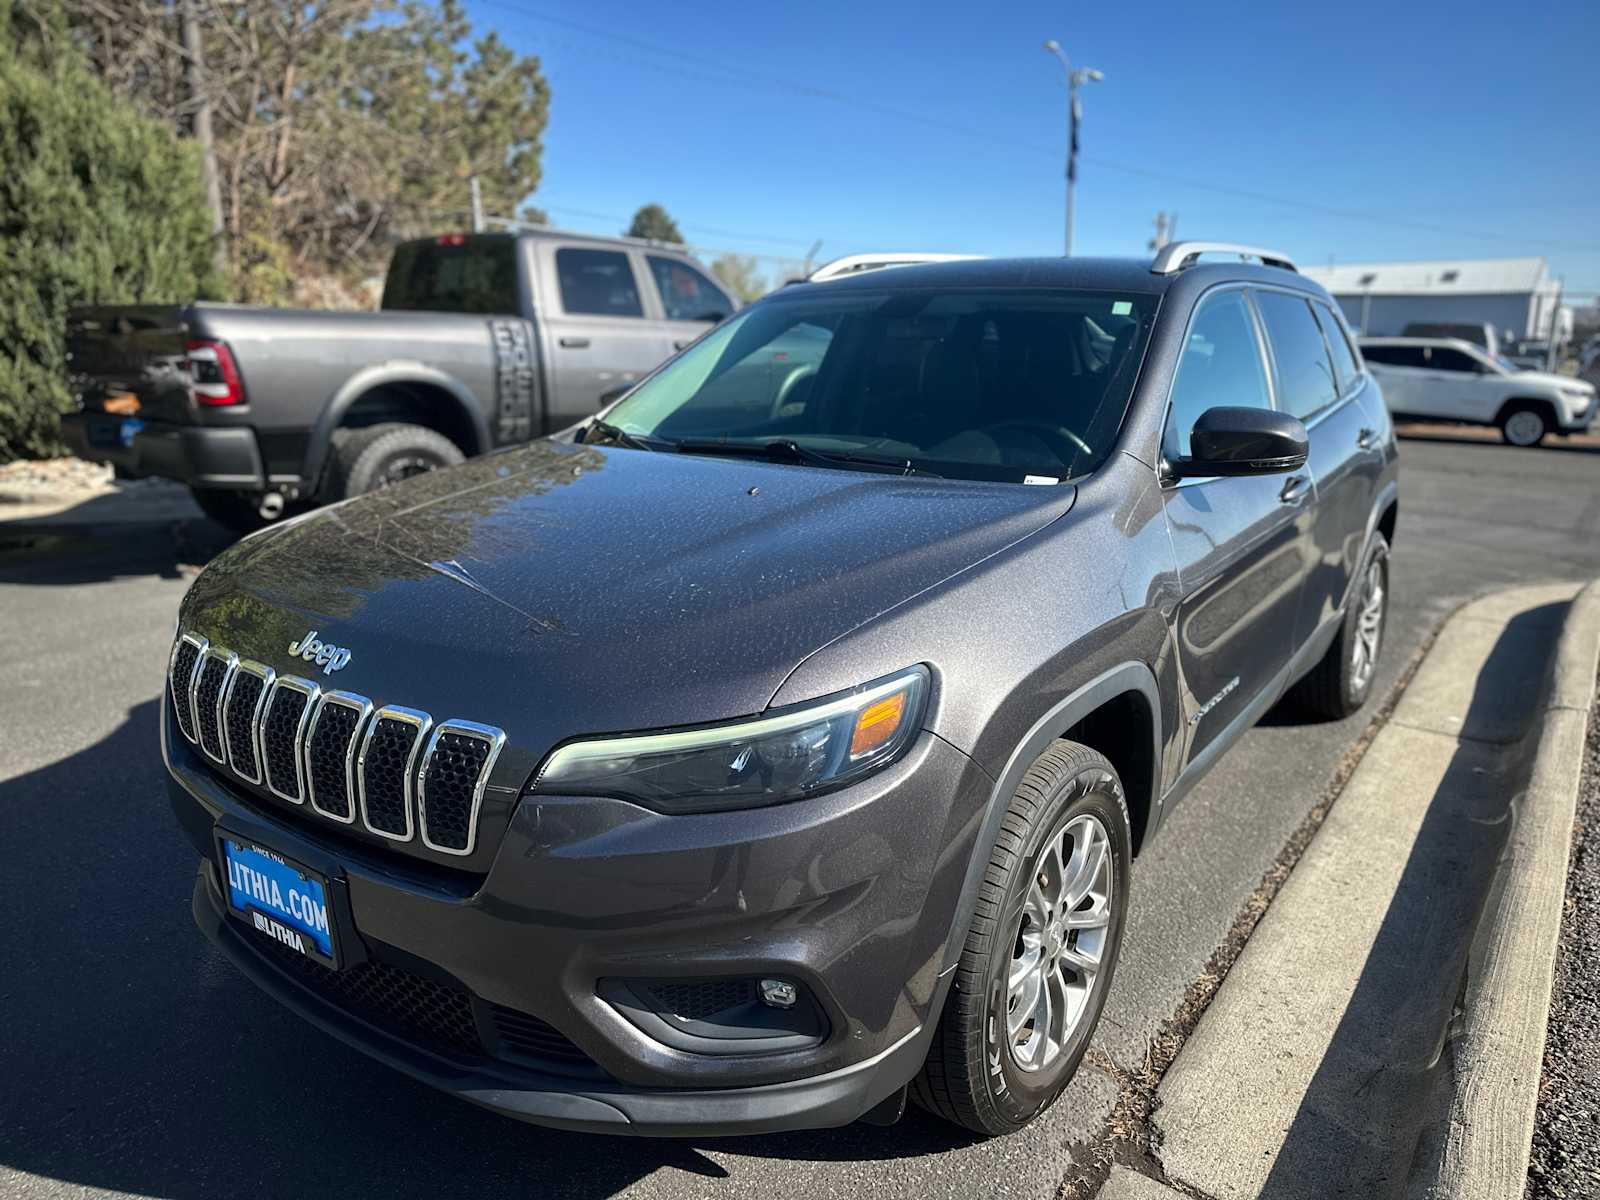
[168,632,504,857]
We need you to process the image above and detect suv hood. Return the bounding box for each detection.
[182,440,1074,762]
[1512,369,1593,392]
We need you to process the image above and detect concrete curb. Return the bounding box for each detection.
[1433,580,1600,1199]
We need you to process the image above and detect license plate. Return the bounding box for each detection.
[87,415,142,448]
[219,838,339,968]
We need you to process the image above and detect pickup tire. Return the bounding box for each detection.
[912,740,1130,1136]
[1289,531,1390,719]
[332,423,464,497]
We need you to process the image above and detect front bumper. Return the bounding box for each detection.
[61,412,265,489]
[169,714,993,1135]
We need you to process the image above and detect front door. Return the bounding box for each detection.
[1161,288,1312,764]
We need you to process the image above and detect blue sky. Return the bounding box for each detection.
[468,0,1598,298]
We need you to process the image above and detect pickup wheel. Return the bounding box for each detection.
[1289,531,1390,719]
[911,740,1130,1137]
[1499,403,1549,447]
[333,423,464,497]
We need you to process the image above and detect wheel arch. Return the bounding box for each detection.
[938,661,1162,975]
[1493,395,1559,427]
[303,365,490,490]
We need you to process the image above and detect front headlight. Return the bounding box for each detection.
[531,665,930,813]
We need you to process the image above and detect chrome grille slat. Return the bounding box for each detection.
[190,647,237,765]
[261,676,318,804]
[223,660,274,785]
[358,706,432,842]
[418,720,505,857]
[305,691,372,824]
[167,634,206,744]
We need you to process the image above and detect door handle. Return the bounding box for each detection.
[559,336,591,349]
[1278,474,1311,504]
[1357,427,1377,450]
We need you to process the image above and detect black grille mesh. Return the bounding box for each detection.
[647,978,756,1020]
[241,924,596,1072]
[362,717,419,836]
[422,731,491,851]
[262,687,309,800]
[489,1004,596,1065]
[170,640,200,741]
[248,926,479,1056]
[224,672,265,777]
[307,702,361,818]
[195,657,229,760]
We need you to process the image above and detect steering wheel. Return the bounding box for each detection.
[769,364,818,420]
[983,419,1094,464]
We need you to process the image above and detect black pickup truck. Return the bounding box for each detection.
[63,229,738,530]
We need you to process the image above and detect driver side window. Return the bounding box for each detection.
[1166,291,1273,458]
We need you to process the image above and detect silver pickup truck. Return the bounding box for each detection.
[62,229,738,530]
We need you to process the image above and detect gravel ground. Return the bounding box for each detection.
[1527,666,1600,1200]
[0,456,114,494]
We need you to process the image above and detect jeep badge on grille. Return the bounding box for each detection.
[288,630,352,675]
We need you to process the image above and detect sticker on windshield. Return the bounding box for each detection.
[1023,475,1060,486]
[1112,301,1132,316]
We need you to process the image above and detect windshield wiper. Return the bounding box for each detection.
[583,419,672,452]
[673,439,941,478]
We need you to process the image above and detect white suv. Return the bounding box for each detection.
[1360,336,1595,446]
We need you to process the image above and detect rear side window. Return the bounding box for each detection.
[1255,291,1337,421]
[556,249,644,317]
[1166,290,1273,458]
[648,256,733,323]
[1362,344,1427,368]
[1313,302,1362,396]
[1426,347,1479,373]
[382,236,519,315]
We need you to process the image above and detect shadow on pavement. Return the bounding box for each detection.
[0,702,973,1200]
[1255,601,1566,1197]
[1395,427,1600,456]
[0,514,232,586]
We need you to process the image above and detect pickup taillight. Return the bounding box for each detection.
[186,339,245,406]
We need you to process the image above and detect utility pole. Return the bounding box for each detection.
[469,175,484,233]
[1148,212,1171,253]
[178,0,227,279]
[1043,40,1103,257]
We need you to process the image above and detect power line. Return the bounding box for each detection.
[484,0,1600,255]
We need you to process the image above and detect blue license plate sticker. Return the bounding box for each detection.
[222,839,336,964]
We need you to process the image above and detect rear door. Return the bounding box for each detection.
[1254,291,1379,651]
[535,242,666,429]
[642,254,737,356]
[1161,288,1310,763]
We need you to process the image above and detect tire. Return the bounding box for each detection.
[190,487,273,535]
[912,740,1131,1136]
[332,423,464,498]
[1289,532,1390,720]
[1499,403,1549,447]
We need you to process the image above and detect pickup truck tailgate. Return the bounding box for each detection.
[66,305,194,425]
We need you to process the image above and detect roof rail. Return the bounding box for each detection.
[1150,241,1298,275]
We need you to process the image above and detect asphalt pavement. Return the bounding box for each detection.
[2,433,1599,1200]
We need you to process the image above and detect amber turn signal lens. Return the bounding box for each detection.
[850,690,907,758]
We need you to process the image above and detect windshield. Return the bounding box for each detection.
[597,287,1157,483]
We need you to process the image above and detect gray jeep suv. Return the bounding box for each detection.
[164,243,1399,1138]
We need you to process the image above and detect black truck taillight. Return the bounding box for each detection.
[186,339,245,406]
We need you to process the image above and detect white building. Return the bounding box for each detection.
[1302,257,1570,346]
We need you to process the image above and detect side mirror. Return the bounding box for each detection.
[1171,406,1308,479]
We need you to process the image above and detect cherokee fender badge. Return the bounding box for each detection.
[287,629,352,675]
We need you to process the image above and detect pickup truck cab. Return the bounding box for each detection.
[1360,335,1595,446]
[62,229,739,530]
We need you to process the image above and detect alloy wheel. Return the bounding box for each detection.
[1350,557,1385,692]
[1005,812,1113,1073]
[1504,410,1545,446]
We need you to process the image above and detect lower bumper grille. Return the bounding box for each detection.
[240,923,599,1077]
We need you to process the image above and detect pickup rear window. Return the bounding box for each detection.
[382,236,519,315]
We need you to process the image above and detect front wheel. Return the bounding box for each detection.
[1500,404,1549,447]
[912,741,1131,1136]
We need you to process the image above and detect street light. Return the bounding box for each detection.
[1043,39,1103,257]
